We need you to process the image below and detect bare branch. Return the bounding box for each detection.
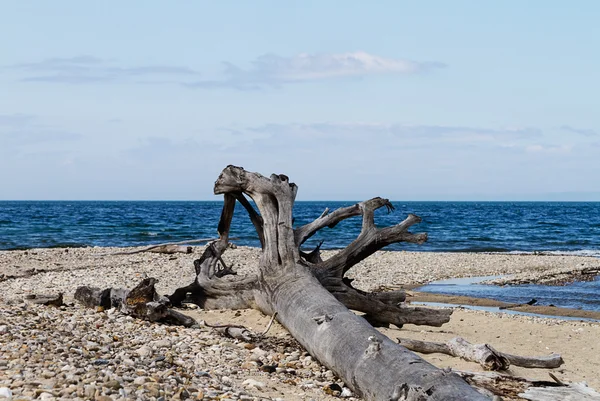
[319,213,427,276]
[294,197,392,246]
[397,337,563,371]
[233,192,265,247]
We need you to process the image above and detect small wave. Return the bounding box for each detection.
[445,247,511,253]
[48,242,90,249]
[467,236,494,242]
[3,242,90,251]
[541,250,600,258]
[505,250,600,258]
[139,232,159,237]
[536,221,566,227]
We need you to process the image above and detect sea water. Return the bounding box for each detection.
[1,201,599,254]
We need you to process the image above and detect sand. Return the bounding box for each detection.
[2,246,600,398]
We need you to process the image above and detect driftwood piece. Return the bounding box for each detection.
[397,337,563,370]
[25,293,64,307]
[103,237,238,256]
[455,370,600,400]
[168,166,485,400]
[148,245,192,254]
[521,382,600,400]
[75,278,196,327]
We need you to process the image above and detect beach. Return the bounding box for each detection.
[2,246,600,400]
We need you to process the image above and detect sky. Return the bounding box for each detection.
[1,1,599,201]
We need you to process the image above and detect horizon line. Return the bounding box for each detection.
[2,199,600,203]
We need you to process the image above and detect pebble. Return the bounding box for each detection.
[0,300,345,401]
[242,379,265,390]
[136,345,153,358]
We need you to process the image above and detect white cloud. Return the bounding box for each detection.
[188,52,444,89]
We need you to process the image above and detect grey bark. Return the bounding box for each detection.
[167,166,486,401]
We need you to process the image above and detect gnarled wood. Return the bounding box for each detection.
[397,337,563,370]
[167,165,485,401]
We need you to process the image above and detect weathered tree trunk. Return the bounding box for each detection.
[167,166,487,400]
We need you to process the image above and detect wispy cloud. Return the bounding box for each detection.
[245,122,540,148]
[0,113,36,127]
[525,144,572,154]
[10,55,200,84]
[187,51,445,90]
[0,114,81,151]
[560,125,597,137]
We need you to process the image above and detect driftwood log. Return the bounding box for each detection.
[455,370,600,400]
[158,166,484,400]
[104,237,230,255]
[25,293,64,307]
[75,278,196,327]
[397,337,564,370]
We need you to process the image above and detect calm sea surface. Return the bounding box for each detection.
[1,201,599,311]
[1,201,598,254]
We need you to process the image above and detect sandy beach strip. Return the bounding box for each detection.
[2,246,600,399]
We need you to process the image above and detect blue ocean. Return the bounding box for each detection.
[1,201,599,255]
[1,201,599,312]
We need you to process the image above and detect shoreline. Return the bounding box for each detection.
[408,291,600,320]
[2,246,600,317]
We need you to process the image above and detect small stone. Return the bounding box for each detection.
[84,384,96,399]
[324,383,342,396]
[340,387,353,398]
[0,325,7,334]
[242,379,265,390]
[38,392,55,401]
[260,364,277,373]
[0,388,12,399]
[136,345,153,358]
[106,379,121,390]
[133,376,147,385]
[241,361,258,370]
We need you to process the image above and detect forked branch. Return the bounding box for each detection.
[294,197,393,247]
[318,213,427,276]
